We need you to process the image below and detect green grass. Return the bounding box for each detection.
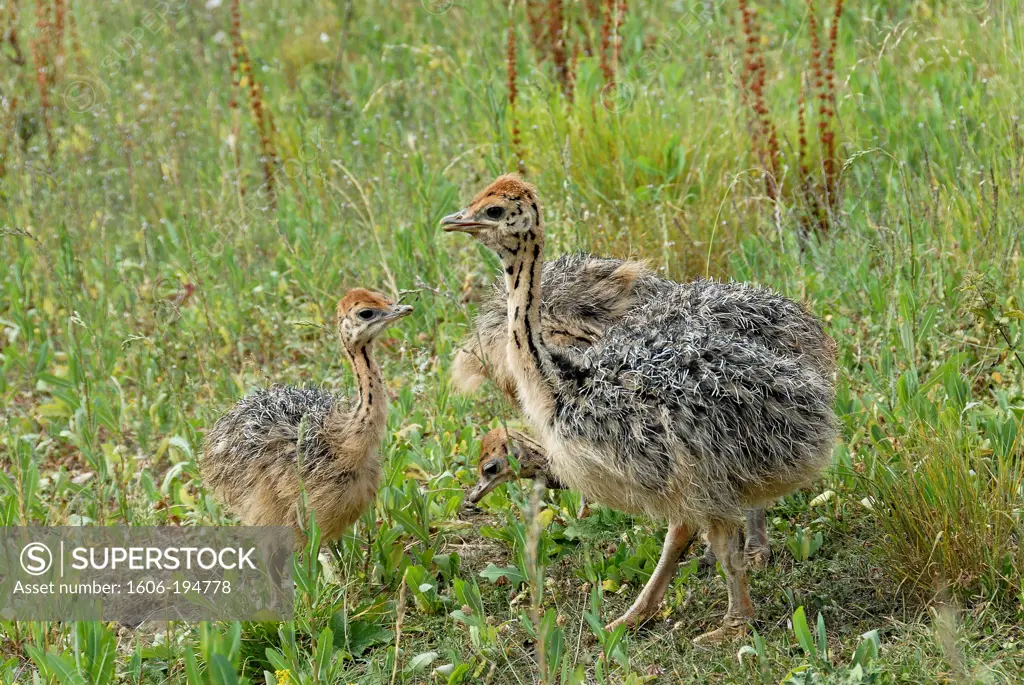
[2,0,1024,682]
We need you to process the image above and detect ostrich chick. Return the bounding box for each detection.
[442,175,836,644]
[201,289,412,543]
[456,255,790,566]
[467,427,568,504]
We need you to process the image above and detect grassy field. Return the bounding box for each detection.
[2,0,1024,682]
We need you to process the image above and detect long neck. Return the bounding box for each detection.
[327,340,388,461]
[347,341,385,425]
[501,228,556,427]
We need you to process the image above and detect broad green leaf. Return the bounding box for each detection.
[184,648,203,685]
[208,654,240,685]
[313,627,334,680]
[44,654,87,685]
[478,563,526,586]
[405,651,439,672]
[792,606,815,658]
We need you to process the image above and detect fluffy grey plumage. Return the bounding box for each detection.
[458,254,833,400]
[201,382,380,543]
[459,254,834,556]
[547,280,837,523]
[203,385,342,487]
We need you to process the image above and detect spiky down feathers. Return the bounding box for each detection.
[201,384,382,541]
[535,280,837,527]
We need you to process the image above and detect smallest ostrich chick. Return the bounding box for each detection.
[467,427,569,505]
[201,289,412,544]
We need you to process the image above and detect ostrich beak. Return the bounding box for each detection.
[467,464,519,504]
[467,475,502,504]
[440,210,487,233]
[385,304,414,321]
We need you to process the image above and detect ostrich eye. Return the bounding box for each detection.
[485,206,505,220]
[357,309,377,321]
[482,461,501,477]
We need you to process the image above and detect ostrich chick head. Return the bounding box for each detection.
[467,427,550,504]
[440,174,541,252]
[336,288,413,347]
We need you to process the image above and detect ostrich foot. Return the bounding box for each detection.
[745,545,771,570]
[696,543,718,575]
[744,508,769,570]
[697,520,755,647]
[604,522,696,632]
[604,597,661,632]
[692,621,748,646]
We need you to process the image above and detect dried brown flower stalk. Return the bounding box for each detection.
[229,0,279,206]
[506,15,526,175]
[738,0,779,199]
[736,0,845,232]
[31,0,54,157]
[547,0,572,101]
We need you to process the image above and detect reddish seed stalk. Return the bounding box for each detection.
[31,0,54,157]
[229,0,279,206]
[797,82,808,180]
[567,40,578,103]
[507,14,525,175]
[612,0,625,78]
[806,1,823,95]
[734,0,845,230]
[525,0,547,60]
[52,0,64,84]
[599,0,614,86]
[228,0,245,198]
[523,0,625,108]
[738,0,778,200]
[821,0,844,204]
[547,0,571,101]
[66,0,80,63]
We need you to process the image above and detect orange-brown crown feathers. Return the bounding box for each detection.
[477,427,510,475]
[337,288,394,320]
[335,288,412,347]
[467,174,538,213]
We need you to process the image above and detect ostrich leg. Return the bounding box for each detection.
[605,523,696,630]
[744,508,770,568]
[698,507,770,572]
[693,520,754,646]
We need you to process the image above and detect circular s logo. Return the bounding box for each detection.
[421,0,455,15]
[20,542,53,576]
[600,81,635,114]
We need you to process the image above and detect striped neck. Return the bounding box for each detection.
[344,341,385,427]
[500,230,555,426]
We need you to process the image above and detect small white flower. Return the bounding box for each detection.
[205,0,223,8]
[320,33,329,43]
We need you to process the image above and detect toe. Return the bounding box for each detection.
[692,623,748,647]
[604,602,659,632]
[745,547,770,569]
